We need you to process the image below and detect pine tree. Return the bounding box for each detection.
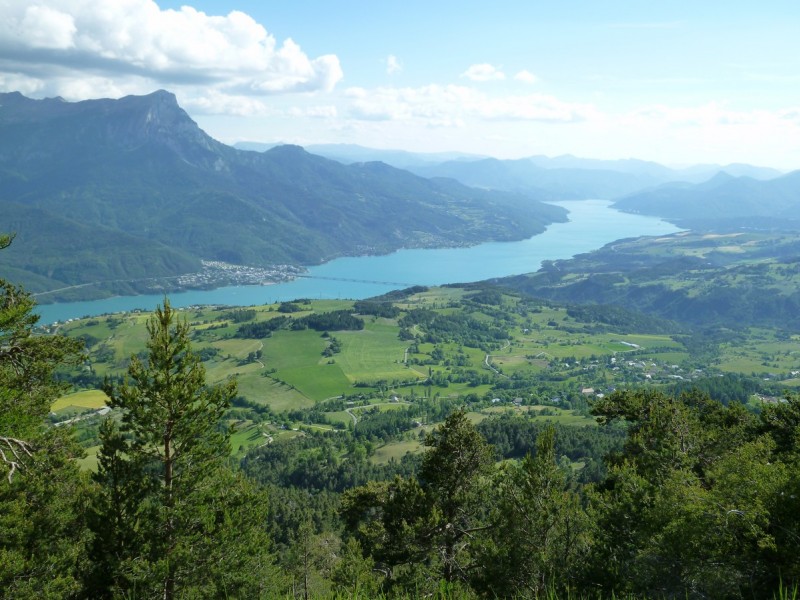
[419,408,494,584]
[0,233,83,480]
[97,299,280,598]
[477,426,590,597]
[342,409,493,593]
[0,233,89,598]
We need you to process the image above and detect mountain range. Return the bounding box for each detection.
[237,142,783,200]
[303,146,797,232]
[234,142,484,170]
[0,90,565,301]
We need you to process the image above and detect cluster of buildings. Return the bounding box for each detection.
[174,260,305,289]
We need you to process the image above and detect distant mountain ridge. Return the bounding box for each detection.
[234,141,783,200]
[234,142,485,169]
[0,91,566,301]
[613,170,800,229]
[409,157,655,199]
[525,154,782,182]
[407,156,784,200]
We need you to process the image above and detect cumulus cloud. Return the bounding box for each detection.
[346,85,470,126]
[0,0,343,113]
[461,63,505,82]
[345,84,594,126]
[480,93,596,122]
[18,5,76,49]
[608,102,800,168]
[386,55,402,75]
[0,72,45,95]
[514,69,539,84]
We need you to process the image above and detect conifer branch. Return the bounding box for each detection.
[0,436,34,483]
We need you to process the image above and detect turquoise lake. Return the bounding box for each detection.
[35,200,680,324]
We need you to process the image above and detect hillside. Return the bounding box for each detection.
[498,230,800,330]
[55,282,796,442]
[234,141,485,169]
[42,282,800,598]
[30,242,800,599]
[0,91,566,300]
[613,170,800,229]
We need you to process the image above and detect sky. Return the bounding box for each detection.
[1,1,800,169]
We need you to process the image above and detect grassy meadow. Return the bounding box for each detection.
[53,282,800,470]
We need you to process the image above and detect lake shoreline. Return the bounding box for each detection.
[35,200,681,325]
[33,211,570,306]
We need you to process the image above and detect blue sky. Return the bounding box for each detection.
[2,1,800,168]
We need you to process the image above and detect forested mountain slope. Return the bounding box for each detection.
[0,91,565,297]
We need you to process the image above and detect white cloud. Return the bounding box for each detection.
[479,93,597,122]
[18,5,76,49]
[288,105,338,118]
[0,0,343,112]
[386,55,402,75]
[345,84,594,126]
[346,85,467,127]
[514,70,539,84]
[602,102,800,168]
[181,90,271,117]
[779,108,800,123]
[626,102,762,128]
[56,76,131,100]
[461,63,505,82]
[0,72,45,95]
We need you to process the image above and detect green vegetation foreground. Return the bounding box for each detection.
[3,233,800,598]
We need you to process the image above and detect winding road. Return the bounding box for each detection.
[484,339,512,379]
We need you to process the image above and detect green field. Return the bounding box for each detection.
[76,445,100,471]
[372,438,424,464]
[52,389,109,412]
[229,422,272,456]
[716,328,800,376]
[481,405,597,427]
[238,375,315,411]
[55,283,800,451]
[336,323,411,382]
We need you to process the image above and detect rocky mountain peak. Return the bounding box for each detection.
[0,90,224,168]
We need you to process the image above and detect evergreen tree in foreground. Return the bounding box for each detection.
[342,409,493,595]
[0,233,88,599]
[0,233,83,481]
[586,389,800,598]
[475,426,591,597]
[93,299,281,599]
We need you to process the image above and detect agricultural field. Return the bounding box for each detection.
[715,328,800,384]
[51,389,108,412]
[57,287,800,414]
[53,281,799,471]
[371,439,425,465]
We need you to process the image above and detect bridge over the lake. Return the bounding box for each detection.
[293,274,415,287]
